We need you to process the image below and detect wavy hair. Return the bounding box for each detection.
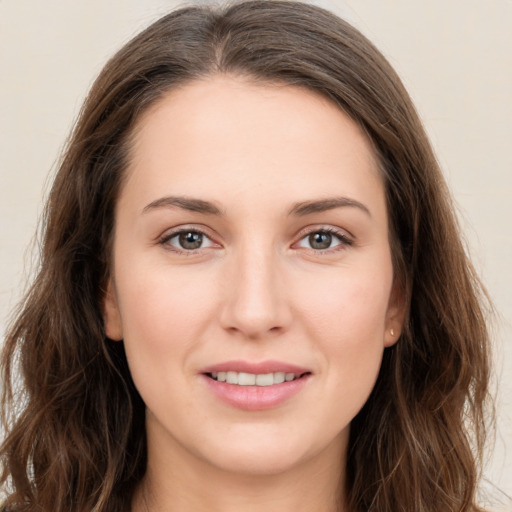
[1,1,492,511]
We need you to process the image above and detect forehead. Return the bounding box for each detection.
[121,74,385,217]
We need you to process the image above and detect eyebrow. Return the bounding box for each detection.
[142,195,371,218]
[288,197,371,217]
[142,196,224,216]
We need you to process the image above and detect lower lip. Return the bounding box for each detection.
[201,374,311,411]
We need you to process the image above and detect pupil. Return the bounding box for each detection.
[309,232,331,250]
[179,232,202,250]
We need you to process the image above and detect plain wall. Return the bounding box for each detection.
[1,0,511,508]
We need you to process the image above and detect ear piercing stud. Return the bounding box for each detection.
[390,328,395,336]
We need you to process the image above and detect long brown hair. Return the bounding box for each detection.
[1,1,492,511]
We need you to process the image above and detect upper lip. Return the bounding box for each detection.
[200,359,312,375]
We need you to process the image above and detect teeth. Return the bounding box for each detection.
[255,373,273,386]
[210,371,303,386]
[274,372,285,384]
[226,371,238,384]
[238,372,256,385]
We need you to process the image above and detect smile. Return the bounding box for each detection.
[202,369,311,410]
[207,371,306,386]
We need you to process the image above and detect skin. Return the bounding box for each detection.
[103,75,404,512]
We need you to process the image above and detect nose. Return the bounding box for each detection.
[219,244,292,339]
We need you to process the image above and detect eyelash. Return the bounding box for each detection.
[158,227,216,255]
[158,226,353,255]
[294,227,353,254]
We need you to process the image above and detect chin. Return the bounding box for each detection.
[199,428,341,477]
[209,448,305,476]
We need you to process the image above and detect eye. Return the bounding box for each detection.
[161,229,217,251]
[296,229,352,251]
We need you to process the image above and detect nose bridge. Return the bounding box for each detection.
[220,237,289,337]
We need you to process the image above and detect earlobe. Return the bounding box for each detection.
[384,280,407,348]
[102,278,123,341]
[384,326,400,347]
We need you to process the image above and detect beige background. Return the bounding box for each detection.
[0,0,510,508]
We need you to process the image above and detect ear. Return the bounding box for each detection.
[102,278,123,341]
[383,279,407,348]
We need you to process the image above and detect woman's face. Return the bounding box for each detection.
[104,75,403,477]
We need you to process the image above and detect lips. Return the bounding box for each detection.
[200,359,311,375]
[199,360,312,410]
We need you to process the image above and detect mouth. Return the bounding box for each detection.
[205,371,311,386]
[200,361,312,410]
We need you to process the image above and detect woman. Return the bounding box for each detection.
[0,1,492,511]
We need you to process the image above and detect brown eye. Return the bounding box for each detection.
[161,229,216,252]
[178,231,203,250]
[308,232,332,250]
[295,228,351,252]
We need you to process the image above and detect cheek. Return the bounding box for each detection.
[114,267,220,421]
[296,265,392,342]
[114,264,216,371]
[293,267,391,411]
